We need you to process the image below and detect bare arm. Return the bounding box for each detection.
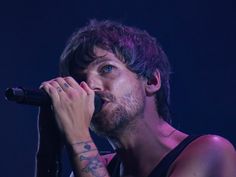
[168,135,236,177]
[67,139,110,177]
[40,77,110,177]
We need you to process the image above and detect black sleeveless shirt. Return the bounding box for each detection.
[107,135,201,177]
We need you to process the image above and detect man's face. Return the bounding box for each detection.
[73,47,146,137]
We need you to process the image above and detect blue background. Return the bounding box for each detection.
[1,0,235,176]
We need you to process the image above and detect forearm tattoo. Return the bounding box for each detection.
[80,154,107,176]
[72,140,97,154]
[72,140,108,177]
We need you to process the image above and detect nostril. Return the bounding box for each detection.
[92,87,103,92]
[87,78,103,91]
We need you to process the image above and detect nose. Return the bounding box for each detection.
[86,75,103,91]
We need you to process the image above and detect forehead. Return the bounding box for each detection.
[73,47,125,75]
[87,47,125,68]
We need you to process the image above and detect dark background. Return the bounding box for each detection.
[1,0,235,176]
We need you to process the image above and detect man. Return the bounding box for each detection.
[37,20,236,177]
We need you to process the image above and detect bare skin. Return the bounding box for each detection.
[39,47,236,177]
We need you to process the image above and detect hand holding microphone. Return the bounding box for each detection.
[5,77,103,141]
[39,77,97,142]
[5,86,103,114]
[5,77,103,177]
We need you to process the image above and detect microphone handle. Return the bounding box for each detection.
[5,87,103,114]
[5,87,50,106]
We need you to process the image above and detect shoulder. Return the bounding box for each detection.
[185,134,236,154]
[184,135,236,158]
[169,135,236,177]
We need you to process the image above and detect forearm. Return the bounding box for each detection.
[67,138,110,177]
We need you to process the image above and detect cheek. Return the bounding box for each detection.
[103,71,143,98]
[111,77,133,97]
[119,81,144,103]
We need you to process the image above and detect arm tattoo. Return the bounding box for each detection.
[80,154,107,177]
[73,140,97,155]
[71,140,108,177]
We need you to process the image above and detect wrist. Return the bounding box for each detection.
[65,129,91,145]
[66,138,98,157]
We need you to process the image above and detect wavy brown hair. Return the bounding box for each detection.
[60,20,172,121]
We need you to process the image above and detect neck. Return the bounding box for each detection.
[107,115,187,177]
[105,96,188,177]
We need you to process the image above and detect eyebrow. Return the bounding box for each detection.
[74,57,114,77]
[90,57,114,66]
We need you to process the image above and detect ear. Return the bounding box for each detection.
[145,70,161,96]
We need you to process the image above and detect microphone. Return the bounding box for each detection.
[5,87,103,114]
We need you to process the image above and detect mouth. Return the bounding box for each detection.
[95,92,115,112]
[99,96,111,106]
[99,96,111,102]
[101,100,110,109]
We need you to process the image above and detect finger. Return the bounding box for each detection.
[39,78,57,89]
[53,77,72,92]
[64,77,87,97]
[64,76,82,90]
[80,82,95,115]
[49,80,65,94]
[39,81,50,89]
[42,82,61,103]
[80,81,95,96]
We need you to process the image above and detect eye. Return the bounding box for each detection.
[100,65,114,74]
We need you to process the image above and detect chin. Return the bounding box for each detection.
[90,106,130,137]
[91,96,144,137]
